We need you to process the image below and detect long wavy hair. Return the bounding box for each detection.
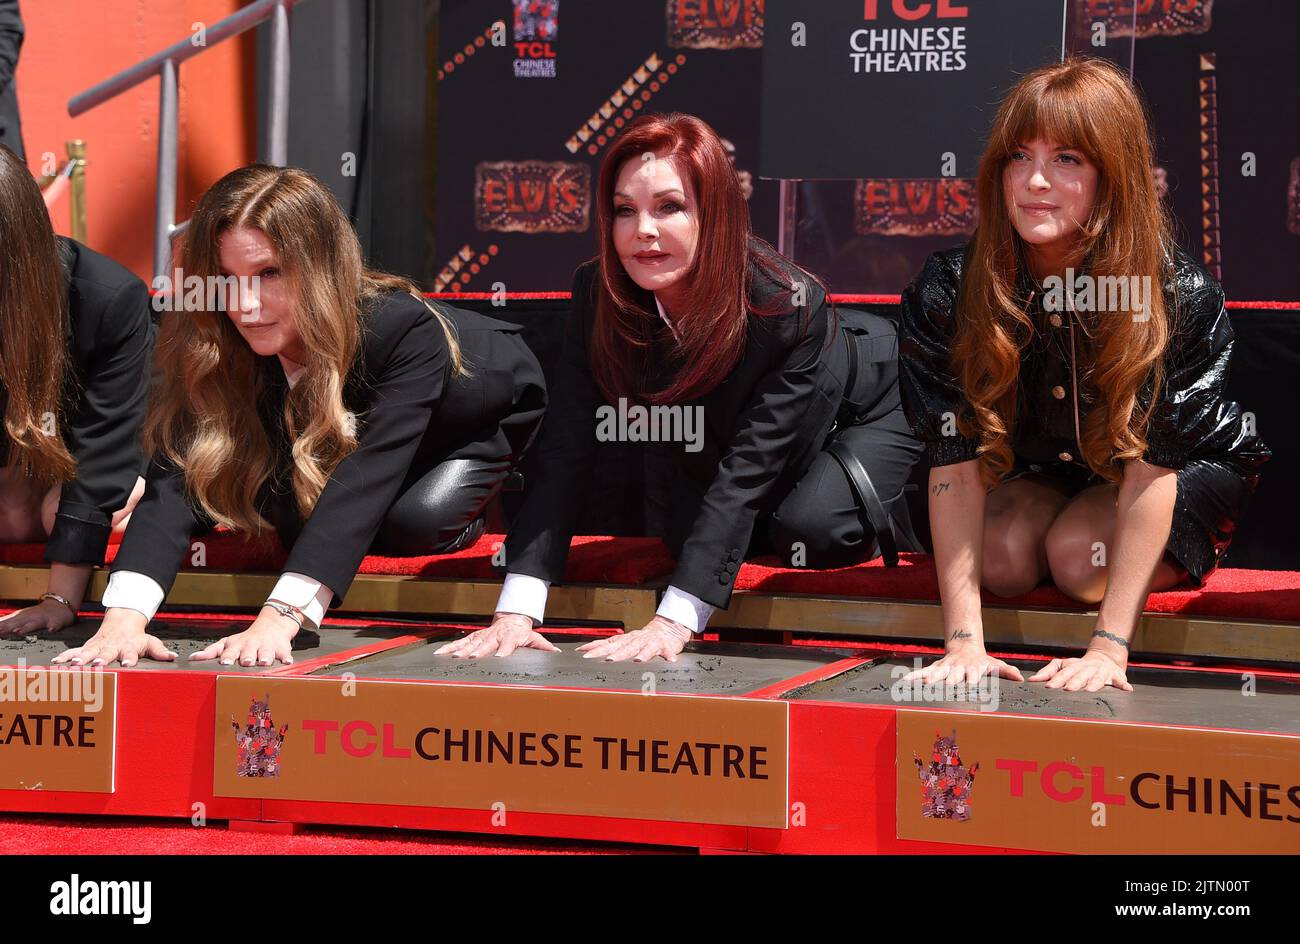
[0,145,77,487]
[590,113,824,405]
[954,58,1177,487]
[144,164,464,532]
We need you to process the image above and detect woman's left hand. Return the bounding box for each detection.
[0,598,79,636]
[576,616,692,663]
[1029,649,1134,692]
[190,608,301,667]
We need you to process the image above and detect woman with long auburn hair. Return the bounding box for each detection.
[899,58,1270,691]
[55,164,547,668]
[437,112,925,662]
[0,144,152,637]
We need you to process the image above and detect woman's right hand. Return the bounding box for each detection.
[433,612,561,659]
[49,608,177,668]
[902,636,1024,685]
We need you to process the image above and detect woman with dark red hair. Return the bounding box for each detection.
[437,112,924,662]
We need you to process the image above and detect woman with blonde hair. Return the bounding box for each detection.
[899,58,1269,691]
[56,164,546,668]
[0,144,152,636]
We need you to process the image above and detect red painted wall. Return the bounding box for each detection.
[16,0,257,279]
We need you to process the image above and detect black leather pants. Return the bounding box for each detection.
[765,309,926,568]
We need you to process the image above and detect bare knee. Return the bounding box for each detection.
[981,528,1043,598]
[1045,526,1107,603]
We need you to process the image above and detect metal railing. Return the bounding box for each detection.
[68,0,304,279]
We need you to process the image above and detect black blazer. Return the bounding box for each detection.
[0,1,23,159]
[899,245,1271,473]
[110,293,546,607]
[506,247,850,609]
[6,238,155,566]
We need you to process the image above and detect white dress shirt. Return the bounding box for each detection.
[101,354,333,628]
[493,293,714,634]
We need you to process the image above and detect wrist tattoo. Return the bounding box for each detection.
[931,481,951,496]
[1091,628,1131,651]
[949,629,974,641]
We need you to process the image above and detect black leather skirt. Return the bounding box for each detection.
[1001,453,1260,585]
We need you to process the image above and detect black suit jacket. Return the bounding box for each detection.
[110,293,545,607]
[506,249,849,609]
[10,238,156,566]
[0,1,23,160]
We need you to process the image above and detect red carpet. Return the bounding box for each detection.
[0,813,684,855]
[0,532,677,586]
[733,551,1300,621]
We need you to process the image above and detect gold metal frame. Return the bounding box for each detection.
[0,565,658,630]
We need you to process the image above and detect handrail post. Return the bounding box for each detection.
[154,58,180,281]
[265,0,291,166]
[67,140,88,243]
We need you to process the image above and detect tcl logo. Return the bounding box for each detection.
[997,758,1127,805]
[863,0,968,20]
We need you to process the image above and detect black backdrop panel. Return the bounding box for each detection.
[434,0,777,296]
[435,0,1299,299]
[758,0,1067,180]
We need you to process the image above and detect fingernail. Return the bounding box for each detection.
[220,659,232,665]
[70,659,82,665]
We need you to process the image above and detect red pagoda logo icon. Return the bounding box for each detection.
[913,729,979,821]
[232,695,288,778]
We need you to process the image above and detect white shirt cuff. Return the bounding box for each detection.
[268,572,333,629]
[102,570,166,621]
[656,584,714,634]
[495,573,550,627]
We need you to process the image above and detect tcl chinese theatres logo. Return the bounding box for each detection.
[232,694,288,778]
[914,729,979,820]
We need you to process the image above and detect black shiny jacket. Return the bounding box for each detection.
[898,244,1271,478]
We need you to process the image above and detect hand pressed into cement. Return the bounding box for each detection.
[904,636,1024,686]
[1029,649,1133,693]
[0,598,79,636]
[434,612,561,659]
[576,616,692,663]
[190,608,300,667]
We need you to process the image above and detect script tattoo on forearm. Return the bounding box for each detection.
[931,480,951,496]
[1092,628,1131,651]
[948,628,974,642]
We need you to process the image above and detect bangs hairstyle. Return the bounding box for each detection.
[0,145,76,488]
[955,57,1178,487]
[590,112,824,405]
[144,163,465,533]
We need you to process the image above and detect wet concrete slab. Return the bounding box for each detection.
[310,635,853,696]
[0,617,439,672]
[784,657,1300,734]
